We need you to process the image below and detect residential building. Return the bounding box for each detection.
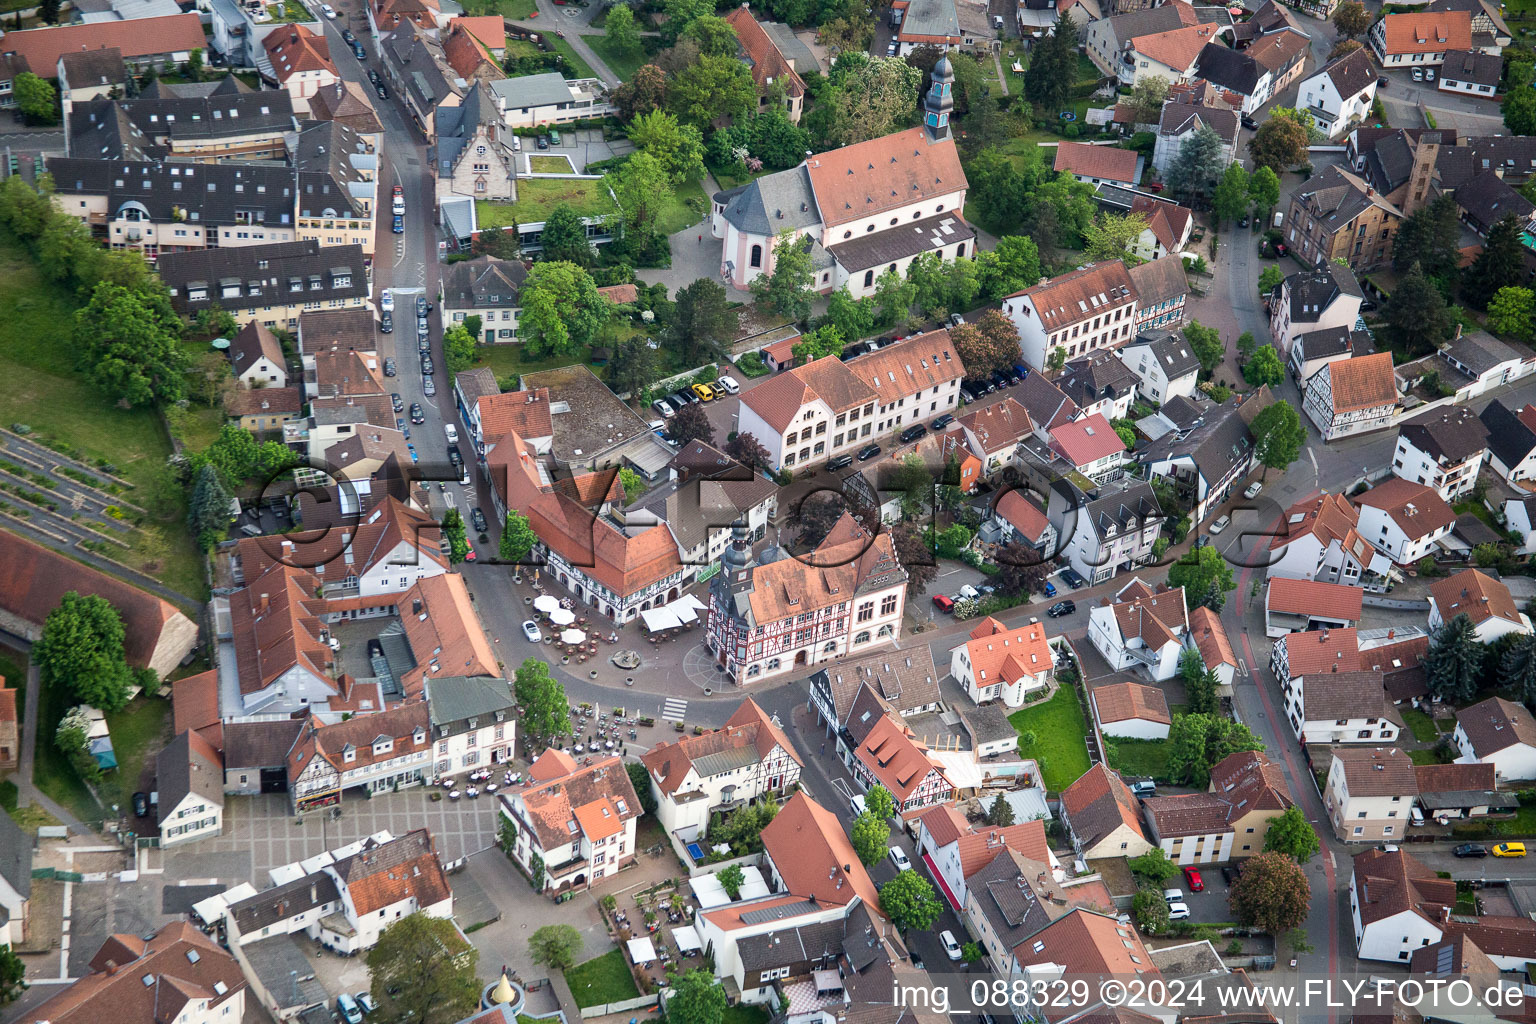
[500,750,641,896]
[989,489,1057,555]
[0,14,204,77]
[1392,407,1488,502]
[1268,263,1365,359]
[807,647,943,736]
[705,516,907,686]
[1117,23,1221,87]
[379,20,463,138]
[1004,261,1139,370]
[723,7,810,122]
[1126,256,1189,332]
[56,47,128,126]
[155,730,224,847]
[1274,628,1401,744]
[1434,329,1536,400]
[228,320,290,389]
[1296,47,1377,139]
[1264,577,1364,637]
[712,68,970,297]
[438,255,526,342]
[954,398,1035,477]
[433,81,517,204]
[1088,578,1188,682]
[424,675,517,778]
[1285,165,1404,271]
[1059,763,1153,860]
[0,530,197,676]
[1054,140,1144,190]
[1303,350,1400,440]
[159,241,370,331]
[917,806,1060,908]
[949,616,1056,707]
[1437,49,1502,96]
[1189,605,1237,688]
[1127,195,1194,261]
[1014,372,1082,436]
[1429,568,1533,643]
[292,120,379,257]
[1208,750,1292,856]
[488,73,613,129]
[264,25,340,113]
[1141,793,1234,864]
[1507,494,1536,554]
[1117,329,1199,404]
[847,711,955,816]
[1415,762,1508,821]
[1369,11,1474,68]
[221,719,304,795]
[1354,477,1457,565]
[1092,681,1171,739]
[1046,479,1165,586]
[1324,747,1419,840]
[624,466,780,586]
[1266,492,1395,589]
[1049,413,1128,483]
[736,331,965,471]
[1350,846,1456,961]
[66,86,296,164]
[1290,326,1376,385]
[1011,909,1162,1013]
[1151,87,1239,178]
[1454,696,1536,779]
[1426,0,1512,49]
[1138,394,1258,528]
[287,704,432,811]
[1058,353,1140,421]
[1085,4,1199,77]
[308,79,386,135]
[16,923,246,1024]
[1192,28,1310,115]
[640,698,802,842]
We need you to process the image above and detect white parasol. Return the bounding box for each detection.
[534,595,560,614]
[550,607,576,626]
[561,628,587,645]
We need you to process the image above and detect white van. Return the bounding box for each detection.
[849,794,867,818]
[337,994,363,1024]
[444,423,459,444]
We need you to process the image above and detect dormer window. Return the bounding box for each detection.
[343,745,356,763]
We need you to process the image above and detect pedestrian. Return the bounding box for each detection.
[697,234,702,244]
[820,742,825,754]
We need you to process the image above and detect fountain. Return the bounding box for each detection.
[480,972,526,1014]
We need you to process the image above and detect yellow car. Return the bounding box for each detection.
[1492,843,1527,857]
[691,383,717,402]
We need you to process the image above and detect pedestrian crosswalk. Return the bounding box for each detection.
[661,698,688,722]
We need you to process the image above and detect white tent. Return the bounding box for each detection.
[534,595,559,613]
[627,936,658,965]
[561,628,587,645]
[192,882,257,925]
[641,607,681,632]
[550,607,575,626]
[672,925,703,954]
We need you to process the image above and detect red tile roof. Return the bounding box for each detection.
[1326,352,1397,414]
[724,6,806,99]
[960,397,1034,454]
[854,712,950,802]
[994,489,1050,542]
[1011,261,1138,333]
[172,669,222,750]
[1049,412,1127,467]
[1378,11,1472,54]
[1060,763,1148,851]
[1352,846,1455,927]
[1053,141,1139,184]
[1,15,205,74]
[478,388,553,442]
[954,819,1052,878]
[761,792,882,913]
[957,616,1055,687]
[1266,577,1364,621]
[1430,568,1522,628]
[1012,908,1159,977]
[331,829,452,916]
[1132,23,1219,73]
[739,356,875,434]
[640,698,802,796]
[263,25,336,84]
[513,753,642,850]
[1092,681,1171,726]
[1354,477,1457,542]
[1281,626,1360,676]
[805,127,967,229]
[1188,606,1236,671]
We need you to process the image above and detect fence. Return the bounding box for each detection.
[578,995,658,1019]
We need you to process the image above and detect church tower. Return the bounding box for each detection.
[924,55,955,142]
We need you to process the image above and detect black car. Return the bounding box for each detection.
[380,310,393,333]
[1377,76,1388,88]
[898,423,927,444]
[420,355,434,375]
[471,508,488,533]
[1238,215,1249,228]
[826,453,854,471]
[391,393,404,413]
[410,403,424,424]
[965,377,995,395]
[990,370,1013,390]
[416,296,430,318]
[352,42,366,60]
[448,444,463,468]
[367,68,381,84]
[1060,566,1087,589]
[931,413,954,430]
[1046,600,1076,618]
[132,791,149,817]
[537,135,550,149]
[383,357,396,377]
[341,28,356,44]
[376,83,388,100]
[857,443,882,461]
[1454,844,1489,858]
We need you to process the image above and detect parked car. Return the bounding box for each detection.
[392,194,405,216]
[1162,888,1184,904]
[899,423,927,443]
[1060,567,1086,589]
[1412,68,1424,81]
[1494,843,1527,857]
[132,791,149,817]
[948,312,964,328]
[341,28,356,43]
[652,398,675,418]
[392,214,404,233]
[337,994,363,1024]
[420,355,434,375]
[423,376,436,396]
[444,423,458,444]
[1209,514,1231,534]
[1377,76,1388,88]
[691,382,717,402]
[448,444,463,468]
[379,310,392,333]
[670,388,698,406]
[1167,902,1191,921]
[1454,844,1489,858]
[417,318,429,337]
[1012,363,1030,380]
[932,594,955,613]
[416,296,429,318]
[1130,779,1157,797]
[410,403,424,424]
[320,2,336,15]
[940,930,963,961]
[1425,67,1436,80]
[959,385,977,403]
[380,289,394,311]
[352,42,366,59]
[391,393,403,413]
[356,993,378,1015]
[1184,867,1204,892]
[1042,580,1057,597]
[383,357,396,377]
[1047,600,1075,618]
[537,135,550,149]
[368,69,382,84]
[406,444,418,463]
[716,374,741,394]
[1240,113,1257,129]
[858,443,882,461]
[471,509,487,533]
[888,847,912,871]
[827,453,854,471]
[931,413,954,430]
[1244,480,1263,499]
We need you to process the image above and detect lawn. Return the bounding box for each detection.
[1106,737,1172,782]
[564,949,640,1008]
[503,38,544,59]
[655,177,710,236]
[0,781,62,835]
[100,696,172,812]
[721,1007,770,1024]
[1402,708,1439,744]
[587,34,649,83]
[470,341,595,385]
[459,0,536,18]
[34,669,104,825]
[529,155,575,173]
[265,0,309,20]
[545,36,597,81]
[1009,685,1091,793]
[1407,749,1442,765]
[0,233,205,602]
[478,178,617,227]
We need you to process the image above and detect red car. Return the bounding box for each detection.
[1183,867,1204,892]
[932,594,955,613]
[392,184,403,197]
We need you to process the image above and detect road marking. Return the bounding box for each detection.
[661,698,688,722]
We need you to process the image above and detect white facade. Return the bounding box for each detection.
[1087,604,1183,681]
[693,897,851,1003]
[1003,285,1138,373]
[159,791,223,847]
[1303,362,1398,440]
[1454,725,1536,779]
[1057,501,1162,587]
[1324,758,1413,841]
[1355,502,1454,564]
[649,743,801,841]
[1297,65,1376,140]
[948,631,1055,709]
[1269,278,1363,358]
[1439,74,1498,96]
[1351,885,1443,963]
[1094,702,1170,740]
[1280,676,1402,746]
[1391,432,1486,501]
[1152,825,1233,865]
[236,354,288,389]
[442,298,520,343]
[1116,341,1197,405]
[1429,600,1533,644]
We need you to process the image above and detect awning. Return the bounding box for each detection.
[641,607,682,632]
[672,925,702,953]
[922,851,961,913]
[627,937,657,964]
[192,882,257,925]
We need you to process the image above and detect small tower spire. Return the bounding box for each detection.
[924,56,955,142]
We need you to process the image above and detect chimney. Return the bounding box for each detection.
[1366,187,1374,197]
[259,594,270,614]
[105,961,119,976]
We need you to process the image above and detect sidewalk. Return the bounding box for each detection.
[18,661,95,836]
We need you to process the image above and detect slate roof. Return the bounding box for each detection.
[1283,263,1364,323]
[160,240,368,317]
[0,812,29,902]
[1456,695,1536,757]
[230,320,286,377]
[1438,48,1501,88]
[228,871,340,934]
[425,675,515,736]
[640,698,801,796]
[1059,352,1140,409]
[1015,373,1081,433]
[1397,405,1489,466]
[222,719,305,770]
[1126,255,1189,309]
[1292,164,1405,235]
[1127,329,1200,382]
[58,46,127,89]
[440,255,527,309]
[1139,397,1253,490]
[1445,330,1529,378]
[1480,400,1536,471]
[1077,480,1165,539]
[1157,96,1240,146]
[47,156,295,228]
[1194,42,1261,95]
[809,646,943,726]
[1320,46,1376,99]
[826,213,975,272]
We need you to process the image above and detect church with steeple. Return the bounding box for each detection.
[708,57,973,299]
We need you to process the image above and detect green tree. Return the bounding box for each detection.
[749,231,815,322]
[683,14,739,56]
[976,235,1042,302]
[184,47,204,82]
[669,403,715,447]
[12,73,57,124]
[1263,805,1321,863]
[187,463,234,549]
[1392,195,1461,281]
[519,261,608,359]
[724,432,771,472]
[1488,287,1536,342]
[513,659,572,746]
[1248,114,1309,172]
[1228,851,1310,936]
[669,54,755,129]
[1024,9,1077,113]
[1127,75,1170,124]
[34,592,134,712]
[38,214,103,288]
[1259,264,1286,297]
[1248,165,1281,215]
[669,970,728,1024]
[1212,163,1251,226]
[717,863,746,900]
[618,467,645,504]
[1133,887,1171,934]
[1183,320,1225,376]
[792,325,844,363]
[1424,612,1485,703]
[878,871,943,932]
[661,0,713,35]
[37,0,60,22]
[825,285,875,341]
[75,280,187,407]
[0,945,24,1005]
[1332,0,1369,36]
[613,63,667,120]
[442,508,469,563]
[1501,634,1536,705]
[667,278,735,363]
[1329,38,1365,60]
[1128,847,1179,886]
[864,784,897,821]
[821,54,922,146]
[442,323,476,374]
[606,151,674,234]
[894,452,932,520]
[1179,647,1220,715]
[501,510,537,563]
[1242,344,1284,389]
[607,335,660,401]
[1503,62,1536,136]
[1463,214,1529,309]
[368,914,479,1024]
[1167,714,1264,788]
[536,204,592,266]
[987,793,1015,826]
[605,1,642,54]
[1084,213,1149,263]
[1384,262,1454,357]
[1166,124,1224,203]
[626,109,706,185]
[1250,401,1305,479]
[626,761,658,816]
[850,812,889,866]
[872,266,917,328]
[528,924,584,971]
[1167,545,1236,611]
